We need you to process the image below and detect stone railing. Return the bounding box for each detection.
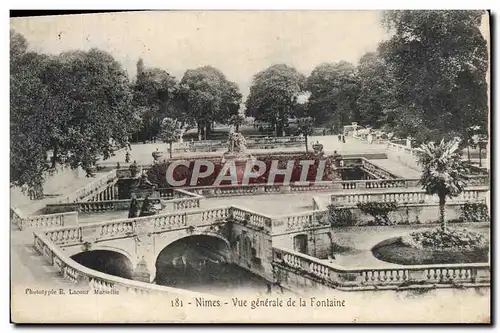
[230,206,273,234]
[42,206,233,246]
[271,210,327,235]
[466,175,490,187]
[174,140,227,153]
[45,198,162,214]
[273,247,490,291]
[186,178,425,198]
[386,141,423,172]
[58,170,118,204]
[11,207,78,231]
[83,181,117,202]
[187,184,282,197]
[352,134,389,145]
[335,178,420,190]
[330,187,489,207]
[33,232,214,297]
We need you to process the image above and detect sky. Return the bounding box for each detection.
[10,10,393,98]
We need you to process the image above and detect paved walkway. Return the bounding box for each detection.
[98,135,389,167]
[77,192,327,224]
[11,170,112,216]
[368,159,421,178]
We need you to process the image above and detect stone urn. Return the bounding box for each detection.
[312,143,324,154]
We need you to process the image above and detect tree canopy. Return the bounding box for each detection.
[10,30,137,189]
[245,64,306,136]
[379,10,488,143]
[177,66,242,139]
[306,61,359,130]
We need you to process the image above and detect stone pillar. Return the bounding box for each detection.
[133,256,156,283]
[134,222,156,283]
[406,137,413,149]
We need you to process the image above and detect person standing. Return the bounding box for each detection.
[342,135,346,144]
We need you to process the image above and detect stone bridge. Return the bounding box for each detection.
[40,206,274,284]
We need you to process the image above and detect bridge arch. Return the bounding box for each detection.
[70,249,135,280]
[154,232,232,287]
[88,245,136,266]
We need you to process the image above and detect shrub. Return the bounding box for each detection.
[409,227,488,250]
[328,206,356,226]
[357,201,398,225]
[461,203,490,222]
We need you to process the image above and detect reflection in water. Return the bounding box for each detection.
[155,237,272,295]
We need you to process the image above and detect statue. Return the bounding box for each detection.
[128,194,140,218]
[152,148,162,164]
[137,173,156,190]
[222,132,252,184]
[139,195,157,217]
[227,132,247,155]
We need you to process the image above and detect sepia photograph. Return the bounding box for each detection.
[9,9,491,323]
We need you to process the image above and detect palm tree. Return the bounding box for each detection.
[417,139,469,230]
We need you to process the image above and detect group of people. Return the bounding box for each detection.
[337,134,346,143]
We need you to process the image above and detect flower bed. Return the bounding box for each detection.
[147,153,335,187]
[372,227,489,265]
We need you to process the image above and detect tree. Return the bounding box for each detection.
[229,113,245,132]
[132,59,178,141]
[417,139,469,229]
[10,62,51,190]
[297,117,314,152]
[306,61,359,131]
[246,64,306,137]
[380,10,488,141]
[159,117,183,158]
[356,52,396,128]
[10,30,52,191]
[40,49,136,176]
[177,66,240,139]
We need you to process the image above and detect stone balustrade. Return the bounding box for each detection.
[330,187,489,207]
[230,206,273,233]
[33,232,215,297]
[45,198,162,214]
[185,179,423,198]
[271,210,327,235]
[44,206,267,245]
[58,170,118,204]
[83,182,117,202]
[11,207,78,231]
[273,247,490,290]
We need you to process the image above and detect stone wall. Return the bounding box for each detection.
[230,223,274,281]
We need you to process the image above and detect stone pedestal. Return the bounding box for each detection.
[133,256,156,283]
